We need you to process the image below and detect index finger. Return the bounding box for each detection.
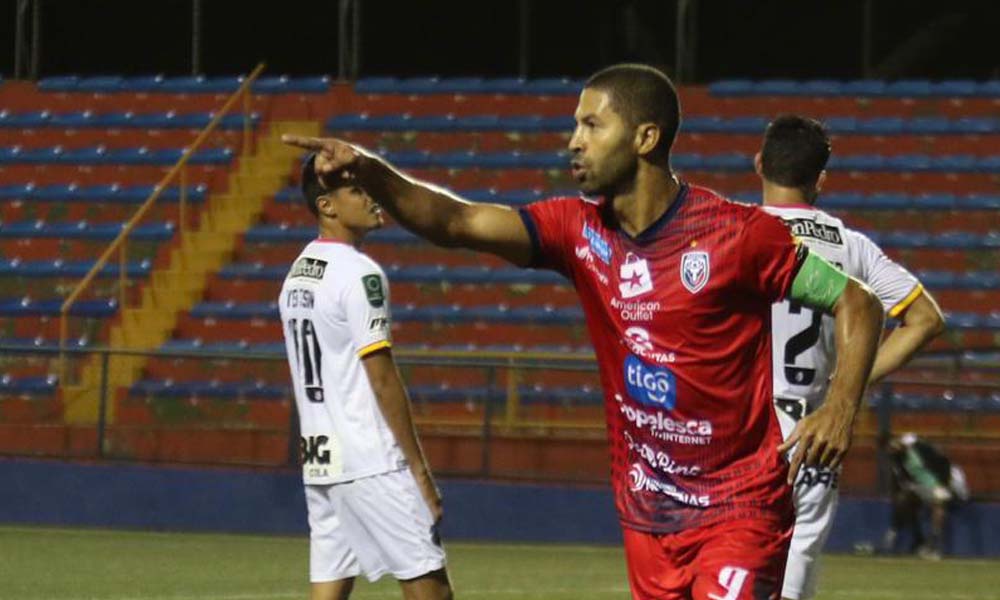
[786,442,805,485]
[280,134,327,150]
[777,426,801,454]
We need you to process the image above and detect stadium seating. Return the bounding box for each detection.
[1,75,997,481]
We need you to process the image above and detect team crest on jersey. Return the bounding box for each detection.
[618,253,653,299]
[680,251,710,294]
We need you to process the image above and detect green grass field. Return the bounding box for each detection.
[2,526,999,599]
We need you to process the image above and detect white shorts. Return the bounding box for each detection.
[306,468,446,583]
[776,403,840,600]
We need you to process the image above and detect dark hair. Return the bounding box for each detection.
[584,63,681,158]
[300,153,352,218]
[300,154,325,217]
[761,115,831,201]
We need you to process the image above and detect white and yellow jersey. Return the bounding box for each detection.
[764,205,922,413]
[278,239,406,485]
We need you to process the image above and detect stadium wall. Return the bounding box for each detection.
[2,458,997,556]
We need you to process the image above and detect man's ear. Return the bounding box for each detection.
[635,123,661,157]
[753,152,764,176]
[316,195,337,218]
[816,170,827,194]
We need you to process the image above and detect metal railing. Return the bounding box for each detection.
[57,63,266,382]
[2,344,998,490]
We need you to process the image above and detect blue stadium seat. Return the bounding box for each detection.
[0,298,117,317]
[725,117,768,134]
[885,80,933,98]
[0,221,174,241]
[877,231,931,248]
[0,375,58,396]
[865,193,911,209]
[954,272,1000,290]
[681,116,723,133]
[702,153,751,171]
[478,78,527,94]
[37,76,80,92]
[707,79,753,96]
[885,155,934,172]
[253,75,330,94]
[954,117,999,134]
[857,117,904,135]
[976,155,1000,172]
[800,80,844,96]
[842,80,886,96]
[828,154,885,171]
[353,77,399,94]
[931,80,978,97]
[752,80,800,95]
[0,183,35,199]
[907,117,951,135]
[671,153,704,171]
[960,194,1000,209]
[934,155,978,172]
[0,259,151,278]
[76,76,124,93]
[120,75,166,92]
[0,110,52,128]
[522,78,583,95]
[911,194,956,210]
[824,117,858,134]
[977,81,1000,97]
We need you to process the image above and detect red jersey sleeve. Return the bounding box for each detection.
[739,208,808,302]
[518,197,580,276]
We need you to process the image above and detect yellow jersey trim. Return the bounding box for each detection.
[888,284,924,319]
[357,340,392,357]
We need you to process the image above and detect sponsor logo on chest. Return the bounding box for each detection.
[289,257,327,280]
[618,252,654,299]
[582,223,612,264]
[623,326,676,363]
[624,353,677,409]
[783,218,843,245]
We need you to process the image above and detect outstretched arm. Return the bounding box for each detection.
[868,291,945,384]
[283,135,535,266]
[779,254,884,483]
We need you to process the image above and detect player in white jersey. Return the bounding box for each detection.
[279,156,452,600]
[756,115,946,600]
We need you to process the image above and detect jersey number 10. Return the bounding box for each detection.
[288,318,324,402]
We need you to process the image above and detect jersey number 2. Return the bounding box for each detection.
[288,318,324,402]
[784,301,823,386]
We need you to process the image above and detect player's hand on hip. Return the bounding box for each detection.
[281,135,362,178]
[777,403,853,485]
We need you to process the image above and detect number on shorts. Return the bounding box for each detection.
[288,318,324,402]
[707,566,749,600]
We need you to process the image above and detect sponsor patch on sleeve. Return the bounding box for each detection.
[362,274,385,307]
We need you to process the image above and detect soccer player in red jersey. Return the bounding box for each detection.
[284,64,884,600]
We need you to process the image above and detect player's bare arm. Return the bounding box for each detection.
[778,255,883,483]
[362,348,442,522]
[283,135,534,266]
[868,290,945,384]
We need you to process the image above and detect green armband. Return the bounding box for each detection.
[789,252,849,312]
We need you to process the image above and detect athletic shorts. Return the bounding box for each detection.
[306,468,446,583]
[776,400,840,600]
[623,517,793,600]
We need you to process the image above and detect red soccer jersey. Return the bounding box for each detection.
[520,183,806,534]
